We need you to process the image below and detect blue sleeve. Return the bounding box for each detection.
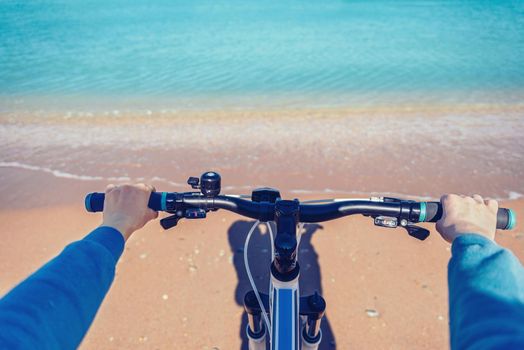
[448,234,524,350]
[0,226,125,350]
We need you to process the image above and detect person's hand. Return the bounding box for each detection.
[436,194,498,243]
[101,184,158,241]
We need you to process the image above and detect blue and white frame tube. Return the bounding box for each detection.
[270,275,300,350]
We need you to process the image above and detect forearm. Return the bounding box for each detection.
[0,227,124,349]
[448,234,524,349]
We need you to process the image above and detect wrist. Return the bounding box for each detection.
[452,230,495,243]
[451,233,497,258]
[100,221,132,241]
[453,233,493,244]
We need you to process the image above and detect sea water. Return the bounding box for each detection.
[1,0,524,200]
[1,0,524,111]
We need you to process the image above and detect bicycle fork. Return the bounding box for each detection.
[243,284,326,350]
[244,199,326,349]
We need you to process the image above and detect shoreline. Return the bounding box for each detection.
[1,103,523,203]
[2,87,524,114]
[2,100,524,124]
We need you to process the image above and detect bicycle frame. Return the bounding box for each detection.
[270,275,300,350]
[244,199,324,350]
[245,226,319,350]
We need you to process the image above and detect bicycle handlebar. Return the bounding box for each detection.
[85,192,517,230]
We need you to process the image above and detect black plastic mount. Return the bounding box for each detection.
[160,172,221,229]
[371,198,429,241]
[251,187,281,203]
[381,197,422,222]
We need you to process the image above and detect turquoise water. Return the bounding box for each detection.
[1,0,524,109]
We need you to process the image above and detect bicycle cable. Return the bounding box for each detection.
[266,221,275,344]
[244,220,272,341]
[243,220,305,344]
[296,222,304,251]
[267,221,275,262]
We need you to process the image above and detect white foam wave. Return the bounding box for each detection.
[0,161,104,181]
[0,162,186,186]
[508,191,524,200]
[150,176,186,188]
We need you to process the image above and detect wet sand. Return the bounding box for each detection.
[1,104,523,349]
[1,105,523,204]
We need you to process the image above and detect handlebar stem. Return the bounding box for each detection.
[273,199,301,279]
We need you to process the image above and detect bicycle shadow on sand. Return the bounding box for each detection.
[228,220,336,349]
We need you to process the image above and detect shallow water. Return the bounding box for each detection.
[1,0,524,110]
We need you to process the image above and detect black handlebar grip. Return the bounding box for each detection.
[424,202,442,223]
[423,202,516,230]
[85,192,165,212]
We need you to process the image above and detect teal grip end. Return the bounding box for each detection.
[419,202,427,222]
[161,192,167,211]
[506,209,517,230]
[85,194,92,212]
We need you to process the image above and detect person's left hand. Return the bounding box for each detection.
[101,183,158,241]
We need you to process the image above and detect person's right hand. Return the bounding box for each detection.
[436,194,498,243]
[101,184,158,241]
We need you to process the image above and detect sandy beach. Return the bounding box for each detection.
[2,0,524,347]
[0,169,522,350]
[1,105,523,349]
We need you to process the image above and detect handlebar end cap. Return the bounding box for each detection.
[506,209,517,230]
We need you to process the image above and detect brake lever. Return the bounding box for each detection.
[373,216,430,241]
[160,208,209,230]
[160,214,182,230]
[403,225,430,241]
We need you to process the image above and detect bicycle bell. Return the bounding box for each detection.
[200,171,221,197]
